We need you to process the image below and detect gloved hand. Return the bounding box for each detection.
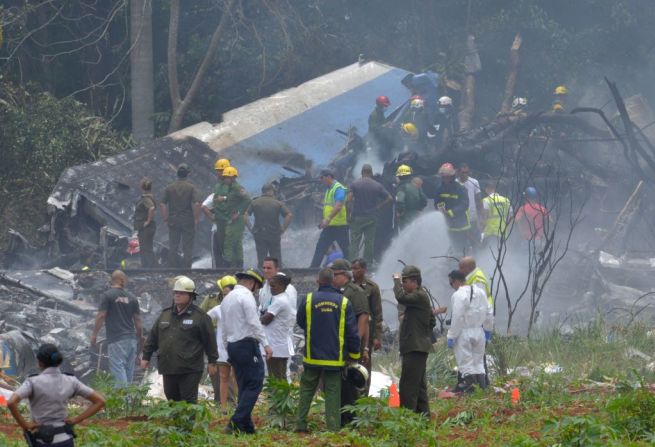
[447,338,455,349]
[485,331,493,343]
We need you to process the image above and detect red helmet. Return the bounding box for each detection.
[376,95,391,107]
[438,162,456,176]
[410,95,423,101]
[127,239,140,255]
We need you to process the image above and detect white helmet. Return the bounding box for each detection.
[346,363,370,394]
[438,96,453,106]
[173,276,196,294]
[512,97,528,108]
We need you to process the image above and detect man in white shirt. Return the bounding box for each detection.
[456,163,482,250]
[259,274,295,380]
[259,257,298,311]
[221,268,272,435]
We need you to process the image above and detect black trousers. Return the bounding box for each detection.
[254,236,282,268]
[399,351,429,416]
[168,225,194,268]
[310,225,349,268]
[228,338,265,434]
[162,372,203,404]
[137,224,157,267]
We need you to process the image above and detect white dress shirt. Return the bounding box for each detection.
[259,280,298,313]
[206,304,229,362]
[262,292,295,358]
[221,284,269,348]
[456,177,481,222]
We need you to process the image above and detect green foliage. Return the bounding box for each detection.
[0,80,126,247]
[441,410,474,427]
[543,415,617,447]
[264,378,300,429]
[343,396,437,447]
[606,381,655,440]
[90,372,152,418]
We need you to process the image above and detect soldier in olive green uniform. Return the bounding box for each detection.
[395,165,427,230]
[134,178,157,267]
[331,259,370,426]
[160,164,201,268]
[393,265,436,417]
[212,167,232,268]
[218,167,251,269]
[141,276,218,404]
[246,183,293,267]
[351,258,384,395]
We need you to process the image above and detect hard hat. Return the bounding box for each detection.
[346,363,370,394]
[438,96,453,106]
[512,97,527,108]
[127,239,140,255]
[236,268,264,286]
[222,166,238,177]
[330,259,352,271]
[376,95,391,107]
[438,162,456,176]
[401,122,418,136]
[396,164,413,177]
[217,275,237,290]
[214,158,231,171]
[173,276,196,294]
[525,186,538,199]
[554,85,568,95]
[410,98,425,109]
[552,102,564,112]
[401,265,422,279]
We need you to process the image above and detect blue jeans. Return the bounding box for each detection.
[227,338,264,433]
[107,338,137,385]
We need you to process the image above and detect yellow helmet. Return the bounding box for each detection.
[401,122,418,136]
[214,158,231,171]
[554,85,568,95]
[222,166,238,177]
[396,164,413,177]
[552,103,565,112]
[217,275,237,290]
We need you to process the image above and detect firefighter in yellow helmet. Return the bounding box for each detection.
[204,159,233,267]
[552,85,568,113]
[395,164,427,230]
[220,166,251,269]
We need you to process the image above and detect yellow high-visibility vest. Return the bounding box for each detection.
[482,193,511,236]
[323,181,348,226]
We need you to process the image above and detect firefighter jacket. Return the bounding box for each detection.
[434,181,471,231]
[296,285,361,369]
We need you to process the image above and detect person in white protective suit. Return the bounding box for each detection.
[446,270,494,392]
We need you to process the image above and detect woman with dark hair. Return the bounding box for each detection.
[7,344,105,447]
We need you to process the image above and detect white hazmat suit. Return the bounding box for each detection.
[447,284,493,377]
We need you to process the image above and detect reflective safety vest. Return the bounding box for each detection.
[482,193,511,237]
[323,181,348,226]
[300,288,361,368]
[466,268,493,307]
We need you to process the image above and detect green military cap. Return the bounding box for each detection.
[330,259,351,271]
[177,163,190,176]
[401,265,422,279]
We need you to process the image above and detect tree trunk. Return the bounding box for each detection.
[499,33,522,114]
[167,0,236,133]
[458,34,480,131]
[130,0,154,143]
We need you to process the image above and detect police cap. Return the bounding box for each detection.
[330,259,351,272]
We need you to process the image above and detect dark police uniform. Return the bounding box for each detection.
[134,193,157,267]
[358,276,384,394]
[393,265,435,417]
[295,285,360,432]
[142,303,218,403]
[339,279,369,426]
[161,178,200,268]
[246,195,291,267]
